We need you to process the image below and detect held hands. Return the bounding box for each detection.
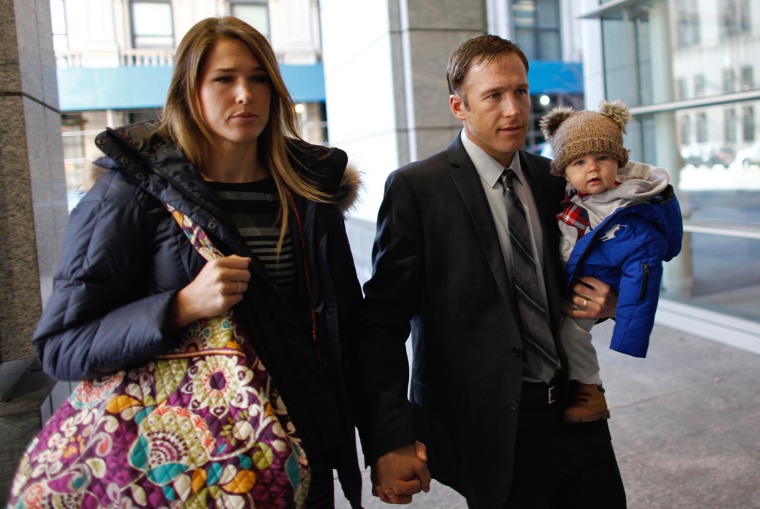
[372,441,431,504]
[563,276,618,320]
[169,255,252,329]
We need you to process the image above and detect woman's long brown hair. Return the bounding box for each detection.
[158,16,330,250]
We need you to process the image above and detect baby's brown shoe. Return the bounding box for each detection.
[564,383,611,423]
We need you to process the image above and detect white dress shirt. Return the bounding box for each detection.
[460,129,551,310]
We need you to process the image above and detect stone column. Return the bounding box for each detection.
[0,0,68,400]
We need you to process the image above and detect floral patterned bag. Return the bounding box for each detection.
[7,205,309,509]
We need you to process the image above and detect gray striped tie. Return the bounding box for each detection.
[501,169,559,383]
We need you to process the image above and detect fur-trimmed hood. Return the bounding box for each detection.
[338,163,362,213]
[86,120,362,214]
[283,136,362,214]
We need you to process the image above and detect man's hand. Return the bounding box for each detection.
[563,276,618,320]
[371,441,431,504]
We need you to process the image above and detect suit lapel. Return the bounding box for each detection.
[447,137,513,307]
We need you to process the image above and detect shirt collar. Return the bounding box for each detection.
[460,130,523,189]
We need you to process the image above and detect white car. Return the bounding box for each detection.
[734,144,760,167]
[680,143,736,167]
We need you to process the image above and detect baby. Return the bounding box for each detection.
[540,100,683,422]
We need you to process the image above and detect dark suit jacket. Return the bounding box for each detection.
[357,133,568,508]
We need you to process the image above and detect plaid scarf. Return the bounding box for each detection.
[557,180,622,238]
[557,198,591,238]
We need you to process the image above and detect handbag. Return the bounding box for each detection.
[7,205,310,508]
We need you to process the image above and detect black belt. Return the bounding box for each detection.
[521,381,560,406]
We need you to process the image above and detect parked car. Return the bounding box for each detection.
[734,144,760,167]
[681,143,736,167]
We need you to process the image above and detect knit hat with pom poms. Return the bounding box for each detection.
[539,99,632,176]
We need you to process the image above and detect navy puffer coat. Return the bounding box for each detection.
[32,121,364,507]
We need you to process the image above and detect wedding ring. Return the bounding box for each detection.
[582,298,588,309]
[237,282,242,294]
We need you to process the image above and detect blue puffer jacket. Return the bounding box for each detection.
[32,121,364,506]
[564,183,683,358]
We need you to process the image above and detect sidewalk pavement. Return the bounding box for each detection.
[335,319,760,509]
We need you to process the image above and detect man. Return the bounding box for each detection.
[355,35,627,508]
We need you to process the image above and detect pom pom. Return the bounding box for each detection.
[539,107,575,139]
[599,100,632,133]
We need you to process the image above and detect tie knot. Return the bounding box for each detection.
[501,169,517,194]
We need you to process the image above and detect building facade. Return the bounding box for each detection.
[52,0,327,201]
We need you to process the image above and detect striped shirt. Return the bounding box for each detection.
[206,178,295,294]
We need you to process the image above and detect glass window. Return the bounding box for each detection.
[131,1,174,48]
[514,29,537,59]
[601,12,653,107]
[676,0,700,47]
[723,68,736,93]
[62,131,84,162]
[740,0,751,31]
[672,100,760,322]
[513,0,536,28]
[743,106,756,142]
[51,0,68,51]
[696,112,708,142]
[597,1,760,324]
[603,2,759,107]
[511,0,560,60]
[682,114,692,145]
[673,234,760,322]
[725,108,737,143]
[741,66,754,91]
[720,0,752,36]
[231,1,270,39]
[60,115,92,211]
[676,77,687,100]
[536,0,559,27]
[694,74,705,97]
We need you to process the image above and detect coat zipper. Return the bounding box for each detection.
[639,263,649,301]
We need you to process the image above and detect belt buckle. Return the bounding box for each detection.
[547,385,556,405]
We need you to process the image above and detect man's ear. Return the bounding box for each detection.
[449,94,466,120]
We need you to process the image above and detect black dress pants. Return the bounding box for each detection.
[305,461,335,508]
[503,381,627,509]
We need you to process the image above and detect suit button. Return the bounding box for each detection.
[512,346,522,357]
[511,400,519,411]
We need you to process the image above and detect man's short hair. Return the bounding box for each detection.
[446,35,529,96]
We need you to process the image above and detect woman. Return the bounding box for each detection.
[26,16,363,508]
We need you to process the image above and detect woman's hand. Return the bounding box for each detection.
[563,276,618,320]
[169,255,251,329]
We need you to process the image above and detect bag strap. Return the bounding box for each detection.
[164,203,221,262]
